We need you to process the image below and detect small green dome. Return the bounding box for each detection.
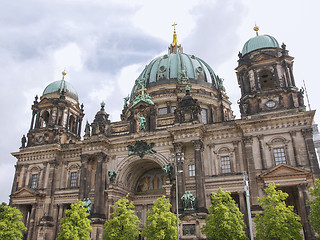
[242,34,279,56]
[43,80,78,100]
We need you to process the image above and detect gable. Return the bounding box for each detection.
[11,187,40,199]
[259,164,312,183]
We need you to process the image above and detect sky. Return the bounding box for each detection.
[0,0,320,203]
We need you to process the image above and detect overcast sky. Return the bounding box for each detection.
[1,0,319,203]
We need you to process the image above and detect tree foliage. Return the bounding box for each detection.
[103,194,140,240]
[201,188,248,240]
[0,202,27,240]
[57,200,92,240]
[308,178,320,238]
[254,183,303,240]
[142,195,178,240]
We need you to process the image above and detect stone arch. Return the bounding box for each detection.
[40,110,50,127]
[116,153,168,192]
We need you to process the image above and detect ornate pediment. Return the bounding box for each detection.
[259,164,312,184]
[11,187,42,199]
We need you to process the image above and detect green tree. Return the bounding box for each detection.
[308,178,320,238]
[254,183,303,240]
[57,200,92,240]
[0,202,27,240]
[142,195,178,240]
[201,188,248,240]
[103,194,140,240]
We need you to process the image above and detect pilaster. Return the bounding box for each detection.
[192,140,206,212]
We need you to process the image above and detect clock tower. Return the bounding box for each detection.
[236,26,305,118]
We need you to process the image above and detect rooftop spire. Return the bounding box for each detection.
[172,22,178,46]
[62,70,67,80]
[253,24,259,36]
[169,22,181,53]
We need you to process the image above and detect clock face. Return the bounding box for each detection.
[266,100,276,108]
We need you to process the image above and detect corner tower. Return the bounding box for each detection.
[26,71,84,146]
[236,26,305,118]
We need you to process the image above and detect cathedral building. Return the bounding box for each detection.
[10,26,320,239]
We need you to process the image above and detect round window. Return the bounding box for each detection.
[266,100,276,108]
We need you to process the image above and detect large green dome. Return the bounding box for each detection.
[242,34,279,56]
[43,79,78,100]
[130,51,220,99]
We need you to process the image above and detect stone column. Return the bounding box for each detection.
[243,136,259,205]
[173,142,185,211]
[289,131,299,166]
[27,204,37,240]
[79,154,90,199]
[30,110,36,130]
[92,152,107,218]
[233,141,241,172]
[192,140,206,212]
[257,135,266,170]
[78,118,82,137]
[272,64,280,87]
[35,111,40,128]
[297,184,315,240]
[302,128,320,179]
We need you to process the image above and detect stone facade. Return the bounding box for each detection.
[10,31,320,240]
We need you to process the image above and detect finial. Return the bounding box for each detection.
[100,101,105,109]
[172,22,177,32]
[62,70,67,80]
[172,22,178,46]
[185,85,191,91]
[253,24,259,36]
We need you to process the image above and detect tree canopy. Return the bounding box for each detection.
[0,202,27,240]
[254,183,303,240]
[201,188,248,240]
[103,194,140,240]
[142,195,178,240]
[57,200,92,240]
[308,178,320,238]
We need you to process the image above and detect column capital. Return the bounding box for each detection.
[80,154,91,163]
[95,152,108,162]
[302,128,313,139]
[243,136,253,145]
[289,130,297,137]
[173,142,183,153]
[192,140,203,151]
[257,134,264,140]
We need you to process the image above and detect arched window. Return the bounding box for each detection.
[259,70,275,90]
[69,115,76,133]
[29,166,41,189]
[216,147,234,174]
[41,111,50,127]
[67,163,80,188]
[267,137,289,166]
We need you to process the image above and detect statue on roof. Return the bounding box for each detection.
[216,75,225,91]
[84,121,91,136]
[21,135,26,148]
[137,113,146,132]
[123,95,129,108]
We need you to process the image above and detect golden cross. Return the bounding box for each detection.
[172,22,177,31]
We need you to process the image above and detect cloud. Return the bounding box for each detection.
[184,0,246,67]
